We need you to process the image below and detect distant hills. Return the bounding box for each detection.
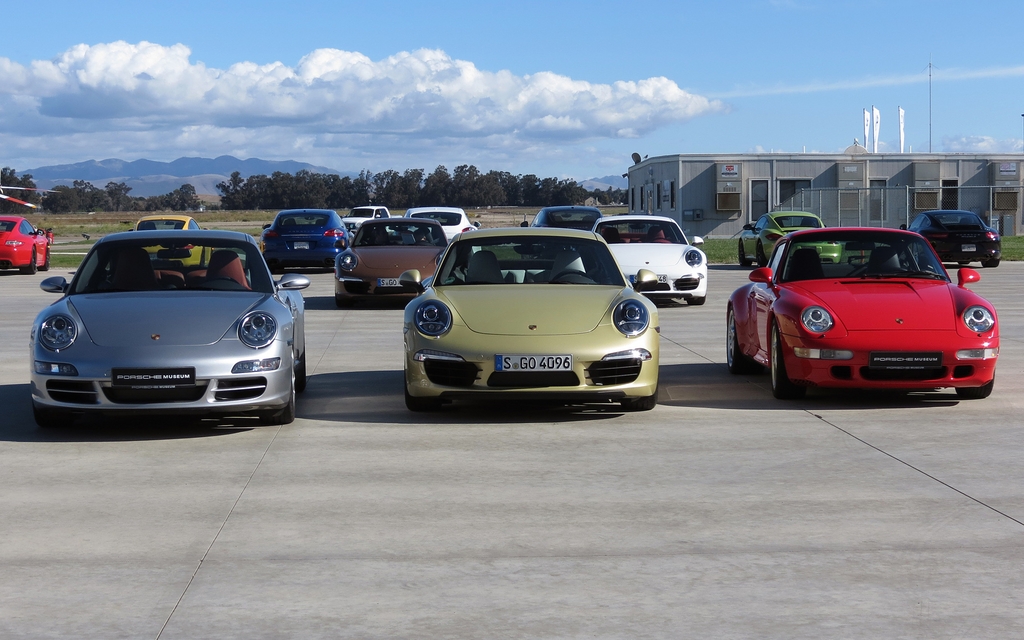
[25,156,344,197]
[23,156,628,197]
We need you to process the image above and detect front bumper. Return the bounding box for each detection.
[335,273,417,300]
[404,325,660,402]
[30,339,294,416]
[779,330,997,390]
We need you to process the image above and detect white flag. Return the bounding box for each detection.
[872,106,881,153]
[863,109,870,149]
[898,107,905,153]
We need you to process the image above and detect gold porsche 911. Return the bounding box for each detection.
[400,228,660,411]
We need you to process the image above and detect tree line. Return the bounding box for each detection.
[1,165,626,214]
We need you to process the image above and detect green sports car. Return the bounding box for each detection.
[400,228,660,412]
[738,211,831,266]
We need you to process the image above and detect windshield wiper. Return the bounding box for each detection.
[859,270,946,280]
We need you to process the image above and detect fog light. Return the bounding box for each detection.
[793,348,853,360]
[414,349,465,362]
[956,348,999,360]
[34,361,78,376]
[231,358,281,373]
[602,348,652,361]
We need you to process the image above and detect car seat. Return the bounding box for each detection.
[466,250,504,284]
[784,247,824,281]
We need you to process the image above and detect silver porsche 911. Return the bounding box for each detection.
[29,230,309,427]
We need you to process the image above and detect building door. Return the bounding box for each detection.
[941,179,959,210]
[869,179,886,223]
[750,180,768,221]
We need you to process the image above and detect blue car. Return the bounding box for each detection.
[261,209,349,273]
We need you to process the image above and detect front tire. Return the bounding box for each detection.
[621,387,658,411]
[738,240,752,266]
[955,379,994,399]
[259,374,296,424]
[294,349,307,393]
[983,258,1000,268]
[405,384,443,412]
[21,249,37,274]
[770,324,804,399]
[727,307,762,374]
[686,296,706,306]
[33,405,72,428]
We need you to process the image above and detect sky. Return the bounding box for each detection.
[1,0,1023,182]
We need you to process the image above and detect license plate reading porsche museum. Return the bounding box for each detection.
[112,367,196,388]
[495,355,573,372]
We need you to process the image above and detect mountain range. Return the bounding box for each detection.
[22,156,627,197]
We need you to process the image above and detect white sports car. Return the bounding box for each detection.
[593,215,707,305]
[405,207,479,241]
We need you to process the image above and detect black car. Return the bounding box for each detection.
[527,206,602,230]
[260,209,349,272]
[907,210,1001,268]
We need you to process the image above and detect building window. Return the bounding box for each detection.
[670,181,676,209]
[655,183,662,210]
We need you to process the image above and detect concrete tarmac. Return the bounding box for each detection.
[1,263,1022,638]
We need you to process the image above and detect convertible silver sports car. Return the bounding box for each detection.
[30,230,309,427]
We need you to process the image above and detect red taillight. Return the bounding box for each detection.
[986,231,999,241]
[323,228,346,237]
[928,232,948,240]
[461,226,473,232]
[264,230,279,238]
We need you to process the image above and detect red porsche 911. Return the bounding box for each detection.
[0,215,51,274]
[727,228,998,399]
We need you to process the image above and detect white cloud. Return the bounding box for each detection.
[0,41,725,168]
[943,135,1021,154]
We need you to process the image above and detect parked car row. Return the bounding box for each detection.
[24,206,1001,428]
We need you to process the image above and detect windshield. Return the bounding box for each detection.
[70,238,274,294]
[0,220,16,232]
[596,219,688,245]
[276,213,331,228]
[348,207,377,218]
[932,213,984,230]
[780,232,947,282]
[136,219,185,231]
[410,211,462,225]
[353,222,446,247]
[773,215,822,229]
[541,209,601,228]
[435,235,625,286]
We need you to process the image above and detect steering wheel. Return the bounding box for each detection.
[550,269,591,283]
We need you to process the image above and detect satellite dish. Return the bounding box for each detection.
[631,152,642,165]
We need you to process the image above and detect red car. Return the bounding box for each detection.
[0,216,51,274]
[727,228,998,399]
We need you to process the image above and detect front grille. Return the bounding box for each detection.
[588,358,642,385]
[673,277,700,291]
[0,260,12,268]
[102,384,208,404]
[952,365,974,379]
[424,360,479,387]
[830,366,853,380]
[344,281,370,294]
[859,367,946,381]
[46,380,98,404]
[487,371,580,387]
[215,377,268,401]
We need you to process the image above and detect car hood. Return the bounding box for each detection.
[439,285,624,335]
[70,292,265,346]
[792,279,955,331]
[608,244,686,268]
[354,246,442,270]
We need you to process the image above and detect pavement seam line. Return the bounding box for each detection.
[312,309,346,374]
[808,410,1024,529]
[154,424,284,639]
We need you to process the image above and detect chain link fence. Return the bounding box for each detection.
[776,186,1022,235]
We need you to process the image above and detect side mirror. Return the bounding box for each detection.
[334,238,347,249]
[957,267,981,287]
[262,223,271,230]
[633,268,659,292]
[399,269,425,294]
[40,276,68,294]
[899,224,907,230]
[520,221,529,227]
[742,223,754,231]
[691,235,704,247]
[473,221,481,228]
[276,273,310,290]
[748,267,773,284]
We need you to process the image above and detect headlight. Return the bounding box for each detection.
[800,306,834,333]
[414,301,452,337]
[684,249,703,267]
[39,315,78,351]
[239,312,278,348]
[338,252,358,272]
[613,300,650,337]
[963,306,995,333]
